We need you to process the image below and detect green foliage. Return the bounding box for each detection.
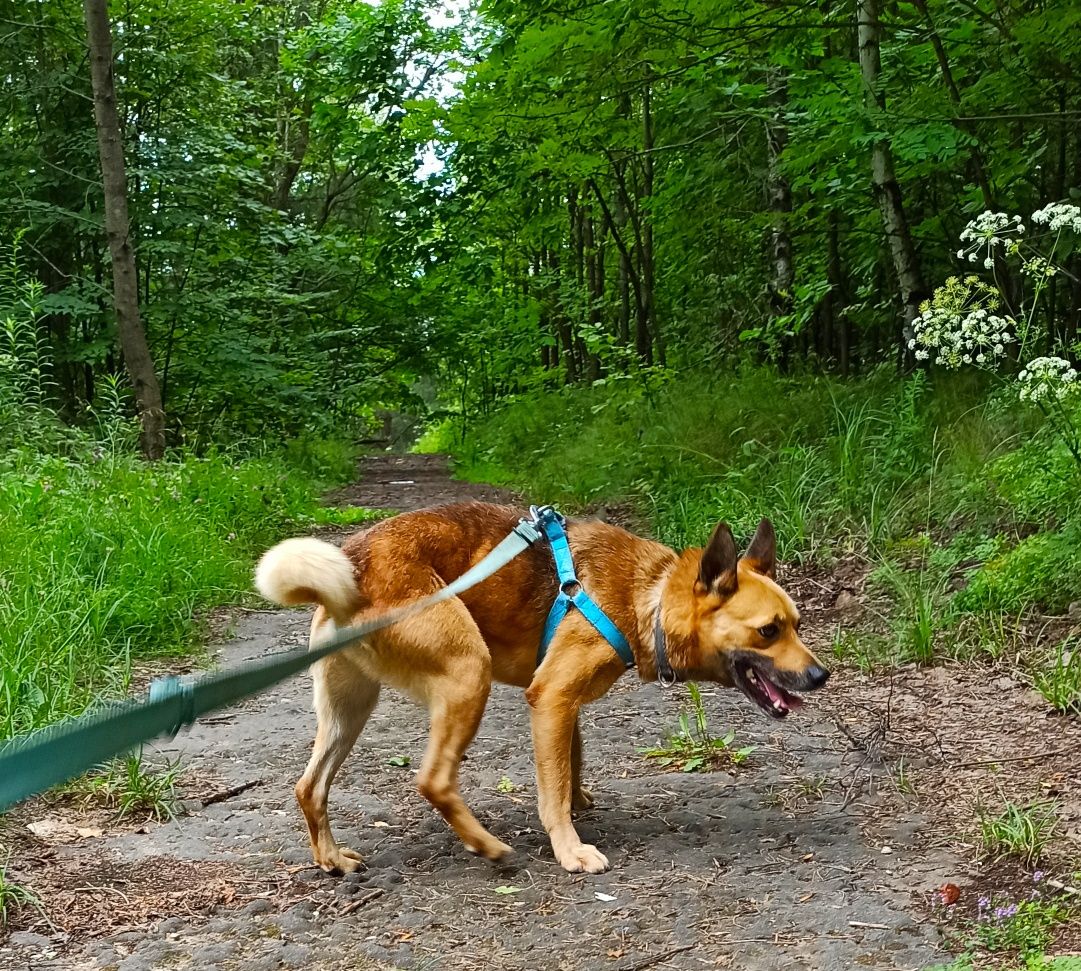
[640,683,755,772]
[977,801,1059,867]
[1031,638,1081,714]
[2,0,455,442]
[0,443,348,739]
[957,525,1081,615]
[72,751,181,822]
[0,853,40,929]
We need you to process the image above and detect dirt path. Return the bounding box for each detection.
[1,455,1027,970]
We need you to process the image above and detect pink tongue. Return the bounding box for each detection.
[759,674,803,710]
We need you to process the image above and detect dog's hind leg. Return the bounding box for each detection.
[296,651,380,874]
[571,717,594,811]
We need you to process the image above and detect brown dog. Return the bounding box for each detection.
[255,502,829,875]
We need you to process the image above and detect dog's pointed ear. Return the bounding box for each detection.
[697,521,739,597]
[742,518,777,578]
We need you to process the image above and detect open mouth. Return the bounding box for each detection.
[735,661,805,719]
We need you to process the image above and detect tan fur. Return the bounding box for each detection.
[257,502,828,875]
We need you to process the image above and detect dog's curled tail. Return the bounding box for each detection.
[255,538,360,624]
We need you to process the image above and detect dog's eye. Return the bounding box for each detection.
[758,623,779,639]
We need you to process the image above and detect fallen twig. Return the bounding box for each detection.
[201,779,264,808]
[849,920,891,930]
[339,887,385,915]
[953,746,1076,769]
[1047,878,1081,897]
[617,943,695,971]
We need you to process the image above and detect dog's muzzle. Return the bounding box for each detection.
[729,654,830,719]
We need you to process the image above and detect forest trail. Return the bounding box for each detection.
[3,454,970,970]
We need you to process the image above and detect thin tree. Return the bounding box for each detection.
[857,0,926,332]
[84,0,165,459]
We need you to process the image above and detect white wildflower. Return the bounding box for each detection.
[908,276,1017,370]
[1030,203,1081,234]
[957,210,1026,267]
[1018,357,1081,404]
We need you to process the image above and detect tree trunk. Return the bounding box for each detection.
[640,82,663,366]
[583,212,602,381]
[84,0,165,459]
[766,66,794,327]
[857,0,927,334]
[547,247,577,384]
[590,176,649,363]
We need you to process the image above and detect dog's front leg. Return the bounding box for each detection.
[526,654,619,875]
[529,697,608,873]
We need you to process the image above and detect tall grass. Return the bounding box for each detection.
[0,442,353,739]
[423,366,1054,556]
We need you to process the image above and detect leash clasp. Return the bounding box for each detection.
[516,505,565,545]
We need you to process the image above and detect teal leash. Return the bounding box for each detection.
[0,517,545,813]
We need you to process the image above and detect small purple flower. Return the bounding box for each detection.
[993,904,1019,920]
[978,896,990,910]
[1033,870,1044,883]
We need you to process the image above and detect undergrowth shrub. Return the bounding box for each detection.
[430,366,993,558]
[957,524,1081,614]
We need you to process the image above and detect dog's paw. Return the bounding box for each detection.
[319,845,363,875]
[572,787,595,811]
[467,836,515,862]
[557,843,609,874]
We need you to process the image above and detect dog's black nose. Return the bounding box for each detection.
[807,665,830,689]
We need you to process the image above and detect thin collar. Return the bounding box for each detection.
[653,605,682,687]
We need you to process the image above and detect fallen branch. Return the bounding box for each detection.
[201,779,264,808]
[849,920,891,930]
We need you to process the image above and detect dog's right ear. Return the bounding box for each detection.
[697,521,739,597]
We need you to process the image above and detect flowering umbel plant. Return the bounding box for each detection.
[907,277,1014,367]
[1019,357,1081,405]
[908,201,1081,465]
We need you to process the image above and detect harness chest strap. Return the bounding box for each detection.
[534,510,635,669]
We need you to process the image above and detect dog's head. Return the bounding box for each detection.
[666,518,829,718]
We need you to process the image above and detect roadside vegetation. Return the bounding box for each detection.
[0,258,358,741]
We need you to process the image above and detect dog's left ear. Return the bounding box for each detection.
[742,518,777,579]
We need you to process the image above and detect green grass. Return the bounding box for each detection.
[0,436,356,739]
[640,683,755,772]
[64,751,181,821]
[1031,638,1081,714]
[977,801,1060,867]
[0,853,40,928]
[423,366,1058,553]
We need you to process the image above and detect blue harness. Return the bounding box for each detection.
[532,506,635,669]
